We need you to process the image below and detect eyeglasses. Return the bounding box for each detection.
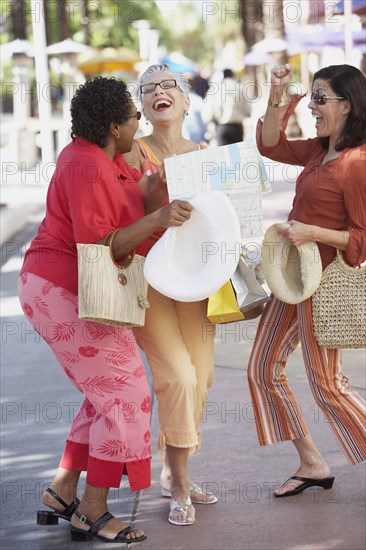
[310,91,345,105]
[128,111,142,120]
[140,79,177,94]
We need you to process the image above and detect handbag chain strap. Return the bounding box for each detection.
[102,229,136,270]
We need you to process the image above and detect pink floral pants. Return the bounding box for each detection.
[18,272,151,489]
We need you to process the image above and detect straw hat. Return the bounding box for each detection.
[261,223,322,304]
[144,192,241,301]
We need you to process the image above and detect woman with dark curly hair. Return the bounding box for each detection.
[248,64,366,497]
[18,76,192,543]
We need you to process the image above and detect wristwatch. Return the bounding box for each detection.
[268,100,280,108]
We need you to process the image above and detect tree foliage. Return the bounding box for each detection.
[2,0,289,76]
[2,0,171,49]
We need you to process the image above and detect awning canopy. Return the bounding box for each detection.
[77,47,140,74]
[160,52,197,74]
[335,0,366,15]
[0,39,34,58]
[46,39,92,55]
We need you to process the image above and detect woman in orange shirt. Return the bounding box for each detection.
[248,64,366,497]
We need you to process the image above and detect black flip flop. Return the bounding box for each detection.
[275,475,335,497]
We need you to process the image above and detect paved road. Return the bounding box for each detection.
[1,174,365,550]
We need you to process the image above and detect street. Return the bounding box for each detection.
[1,174,365,550]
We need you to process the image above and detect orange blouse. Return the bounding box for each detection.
[256,98,366,269]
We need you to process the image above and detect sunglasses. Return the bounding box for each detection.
[140,79,178,94]
[128,111,142,120]
[310,91,346,105]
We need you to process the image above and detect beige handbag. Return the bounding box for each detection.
[77,229,149,327]
[312,250,366,349]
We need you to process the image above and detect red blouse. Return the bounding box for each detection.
[21,137,147,294]
[256,98,366,269]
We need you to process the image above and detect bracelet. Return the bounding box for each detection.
[343,231,349,249]
[268,100,280,108]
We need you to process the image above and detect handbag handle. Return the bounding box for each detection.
[102,229,136,270]
[335,247,366,273]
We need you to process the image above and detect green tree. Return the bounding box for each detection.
[3,0,171,49]
[239,0,264,94]
[240,0,264,49]
[8,0,27,40]
[263,0,287,67]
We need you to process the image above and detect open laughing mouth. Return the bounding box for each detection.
[153,98,173,111]
[315,116,323,127]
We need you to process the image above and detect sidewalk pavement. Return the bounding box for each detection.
[1,176,365,550]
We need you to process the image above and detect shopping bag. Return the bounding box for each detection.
[231,255,270,314]
[207,280,244,324]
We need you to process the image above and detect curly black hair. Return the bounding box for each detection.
[313,65,366,151]
[70,76,134,148]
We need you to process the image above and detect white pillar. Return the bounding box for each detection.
[30,0,54,165]
[12,60,31,129]
[148,30,160,64]
[344,0,353,64]
[133,20,151,61]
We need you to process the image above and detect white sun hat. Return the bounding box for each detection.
[144,191,241,301]
[261,222,322,304]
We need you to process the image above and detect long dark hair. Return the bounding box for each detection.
[313,65,366,150]
[70,77,134,148]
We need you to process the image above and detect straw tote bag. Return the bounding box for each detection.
[77,229,149,327]
[312,250,366,349]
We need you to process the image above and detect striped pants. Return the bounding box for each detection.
[247,296,366,464]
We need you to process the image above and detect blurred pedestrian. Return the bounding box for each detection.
[183,76,208,144]
[191,71,210,99]
[203,68,251,145]
[248,63,366,497]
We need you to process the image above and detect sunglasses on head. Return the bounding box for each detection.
[310,91,346,105]
[140,79,178,94]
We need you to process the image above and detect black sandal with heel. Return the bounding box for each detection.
[70,510,147,544]
[37,488,80,525]
[275,475,335,497]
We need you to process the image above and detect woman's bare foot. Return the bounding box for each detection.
[188,481,218,504]
[161,472,217,504]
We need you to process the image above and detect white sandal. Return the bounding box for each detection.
[162,481,218,505]
[168,497,194,526]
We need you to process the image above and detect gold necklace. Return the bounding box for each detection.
[146,137,187,160]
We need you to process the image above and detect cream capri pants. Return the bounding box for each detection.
[135,286,215,451]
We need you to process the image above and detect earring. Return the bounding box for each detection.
[115,133,120,139]
[185,111,189,116]
[146,119,149,125]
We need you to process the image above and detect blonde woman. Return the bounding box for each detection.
[124,64,218,526]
